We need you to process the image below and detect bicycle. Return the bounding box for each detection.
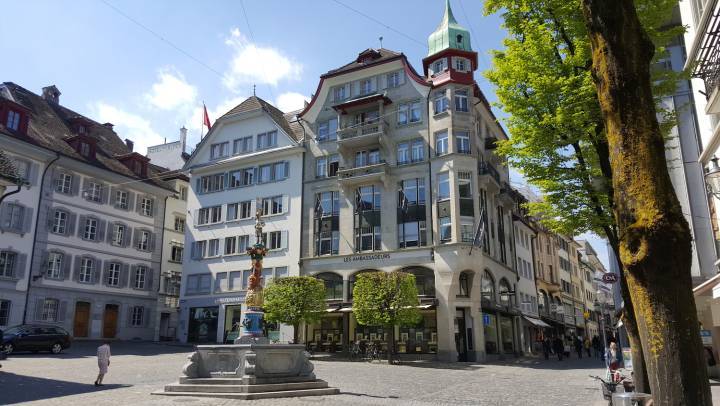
[366,343,381,363]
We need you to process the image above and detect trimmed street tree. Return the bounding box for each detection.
[263,276,326,344]
[352,271,421,364]
[582,0,711,404]
[485,0,683,392]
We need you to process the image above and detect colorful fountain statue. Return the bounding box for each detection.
[238,199,269,342]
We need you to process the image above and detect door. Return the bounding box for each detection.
[455,308,468,362]
[73,302,91,337]
[159,313,169,339]
[103,304,119,339]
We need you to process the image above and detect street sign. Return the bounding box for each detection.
[602,273,619,284]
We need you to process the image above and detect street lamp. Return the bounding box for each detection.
[705,157,720,199]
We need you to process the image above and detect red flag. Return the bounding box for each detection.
[203,103,212,130]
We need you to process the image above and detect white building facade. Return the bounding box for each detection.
[179,96,303,344]
[513,214,543,355]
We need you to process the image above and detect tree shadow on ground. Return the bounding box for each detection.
[0,371,131,404]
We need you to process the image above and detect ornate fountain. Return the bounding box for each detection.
[154,199,338,400]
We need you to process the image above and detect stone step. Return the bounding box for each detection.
[165,380,330,393]
[153,387,340,400]
[178,376,319,385]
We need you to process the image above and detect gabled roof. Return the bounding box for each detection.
[0,82,172,191]
[219,96,299,142]
[324,48,403,77]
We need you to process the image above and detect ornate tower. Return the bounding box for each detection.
[422,0,478,85]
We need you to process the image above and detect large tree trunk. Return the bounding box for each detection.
[582,1,711,404]
[607,235,650,393]
[293,323,299,344]
[387,326,395,364]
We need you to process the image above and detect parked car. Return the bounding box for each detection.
[1,325,72,355]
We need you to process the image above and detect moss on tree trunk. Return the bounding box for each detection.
[582,0,711,404]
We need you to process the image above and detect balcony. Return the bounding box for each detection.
[694,10,720,113]
[337,162,389,187]
[478,161,501,186]
[337,120,390,150]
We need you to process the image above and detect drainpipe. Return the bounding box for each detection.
[0,184,23,205]
[22,152,61,324]
[155,193,171,341]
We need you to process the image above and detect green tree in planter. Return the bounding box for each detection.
[352,271,421,364]
[263,276,326,344]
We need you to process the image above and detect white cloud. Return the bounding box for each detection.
[144,68,197,111]
[91,101,164,155]
[222,28,302,92]
[275,92,309,113]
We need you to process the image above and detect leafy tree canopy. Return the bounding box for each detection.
[352,271,421,327]
[263,276,326,328]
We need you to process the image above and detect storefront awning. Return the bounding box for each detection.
[523,316,551,328]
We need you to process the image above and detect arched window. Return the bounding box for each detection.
[498,278,512,306]
[348,269,378,300]
[458,271,472,297]
[481,270,495,302]
[316,272,343,300]
[402,267,435,297]
[456,34,463,45]
[539,290,549,314]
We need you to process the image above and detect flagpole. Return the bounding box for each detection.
[200,101,205,140]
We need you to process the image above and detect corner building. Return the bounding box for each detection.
[298,2,519,362]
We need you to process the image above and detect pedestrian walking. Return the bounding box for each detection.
[605,341,620,371]
[553,336,564,361]
[584,336,592,358]
[574,336,583,359]
[542,336,551,360]
[94,341,111,386]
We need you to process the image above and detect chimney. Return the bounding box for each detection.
[41,85,61,104]
[103,122,114,131]
[125,138,134,152]
[179,126,188,153]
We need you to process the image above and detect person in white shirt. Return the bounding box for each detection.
[94,341,111,386]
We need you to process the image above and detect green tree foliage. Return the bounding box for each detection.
[352,271,421,363]
[263,276,326,343]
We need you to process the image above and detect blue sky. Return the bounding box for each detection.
[0,0,609,267]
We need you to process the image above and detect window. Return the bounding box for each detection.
[131,306,144,326]
[455,58,466,71]
[233,136,253,154]
[80,142,91,157]
[0,300,10,326]
[185,274,212,295]
[438,172,450,200]
[459,272,470,297]
[55,173,72,194]
[360,78,373,95]
[275,266,288,279]
[387,71,401,88]
[461,223,474,242]
[106,263,120,286]
[238,235,250,252]
[258,164,272,183]
[356,185,381,212]
[257,131,277,150]
[47,252,63,279]
[0,251,16,278]
[171,246,183,262]
[433,58,447,74]
[334,85,347,100]
[198,206,221,225]
[317,273,343,300]
[481,270,495,302]
[179,186,188,201]
[400,178,426,206]
[409,101,421,123]
[7,110,21,131]
[40,299,59,322]
[229,271,243,291]
[397,142,410,165]
[238,201,252,219]
[115,190,128,209]
[87,182,102,202]
[434,91,449,114]
[355,225,381,252]
[134,267,147,289]
[208,239,220,257]
[314,191,340,256]
[411,139,424,162]
[210,206,222,223]
[439,216,452,242]
[229,167,254,188]
[455,90,469,112]
[225,237,237,255]
[316,157,327,178]
[138,230,150,251]
[262,196,284,216]
[52,210,67,234]
[112,224,125,246]
[1,203,23,233]
[262,231,283,250]
[210,142,229,159]
[79,257,94,283]
[274,162,287,180]
[317,119,338,141]
[398,221,427,248]
[192,240,207,259]
[141,197,154,217]
[435,131,449,155]
[83,218,97,240]
[455,131,471,154]
[355,149,380,167]
[174,216,185,232]
[199,173,225,193]
[398,103,409,125]
[458,171,473,216]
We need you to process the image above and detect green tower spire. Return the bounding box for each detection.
[427,0,472,56]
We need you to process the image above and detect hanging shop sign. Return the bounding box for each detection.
[601,273,619,284]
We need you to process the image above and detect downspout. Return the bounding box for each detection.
[22,152,60,324]
[155,193,171,341]
[0,184,23,205]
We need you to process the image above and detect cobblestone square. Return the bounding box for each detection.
[0,341,622,405]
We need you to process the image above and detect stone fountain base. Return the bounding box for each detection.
[153,343,339,400]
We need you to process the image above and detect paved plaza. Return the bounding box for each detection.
[2,341,718,405]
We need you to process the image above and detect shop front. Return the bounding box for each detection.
[187,306,219,343]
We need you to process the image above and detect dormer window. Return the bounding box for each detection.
[433,59,447,75]
[78,125,86,134]
[79,142,91,157]
[132,160,143,175]
[6,110,21,131]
